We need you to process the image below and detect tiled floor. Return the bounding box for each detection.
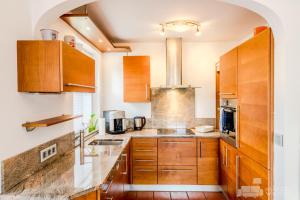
[125,191,225,200]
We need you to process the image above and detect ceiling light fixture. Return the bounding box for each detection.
[159,20,201,36]
[195,25,202,36]
[160,25,166,36]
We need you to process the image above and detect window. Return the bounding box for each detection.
[73,93,92,132]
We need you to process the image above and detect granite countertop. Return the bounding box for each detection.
[0,129,220,200]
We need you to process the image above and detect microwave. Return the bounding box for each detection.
[219,99,238,147]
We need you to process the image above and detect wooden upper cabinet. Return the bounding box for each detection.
[123,56,150,102]
[17,41,95,93]
[220,48,238,98]
[237,28,273,170]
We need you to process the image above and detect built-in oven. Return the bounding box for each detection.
[219,99,238,147]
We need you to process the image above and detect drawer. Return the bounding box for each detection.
[158,138,197,166]
[132,165,157,184]
[132,154,157,166]
[158,166,197,185]
[132,147,157,157]
[132,138,157,148]
[198,157,219,185]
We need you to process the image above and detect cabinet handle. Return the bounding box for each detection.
[64,83,96,89]
[135,159,154,162]
[220,92,235,95]
[161,141,193,144]
[105,197,113,200]
[102,179,113,194]
[161,169,193,172]
[236,155,239,197]
[136,169,154,172]
[199,142,202,158]
[122,153,128,175]
[145,84,149,100]
[236,105,240,148]
[225,147,228,167]
[135,149,154,152]
[222,146,226,166]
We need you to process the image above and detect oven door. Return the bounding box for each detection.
[220,106,237,135]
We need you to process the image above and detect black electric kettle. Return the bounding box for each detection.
[133,116,146,130]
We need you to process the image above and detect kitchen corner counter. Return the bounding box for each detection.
[0,129,220,200]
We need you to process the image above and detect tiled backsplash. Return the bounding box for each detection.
[1,132,74,193]
[126,88,215,129]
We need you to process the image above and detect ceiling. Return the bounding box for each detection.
[87,0,267,43]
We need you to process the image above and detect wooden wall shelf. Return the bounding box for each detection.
[22,114,82,132]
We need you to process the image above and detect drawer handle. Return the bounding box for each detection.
[220,92,235,95]
[122,153,128,175]
[102,179,113,194]
[161,169,193,172]
[64,83,96,89]
[135,159,154,162]
[161,141,193,144]
[136,169,155,172]
[135,149,154,152]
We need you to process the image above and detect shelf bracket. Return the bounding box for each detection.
[25,126,36,132]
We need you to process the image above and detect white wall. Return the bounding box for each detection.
[101,41,239,118]
[0,1,101,164]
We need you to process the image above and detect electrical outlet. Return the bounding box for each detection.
[40,144,57,162]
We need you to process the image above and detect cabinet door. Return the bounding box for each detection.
[62,42,95,93]
[17,41,61,92]
[121,144,130,199]
[132,165,157,184]
[237,28,273,169]
[220,48,238,98]
[197,138,219,185]
[220,140,228,194]
[158,138,196,166]
[158,166,197,185]
[237,153,270,200]
[227,144,237,200]
[110,161,124,200]
[123,56,150,102]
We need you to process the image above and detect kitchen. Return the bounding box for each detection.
[0,0,297,200]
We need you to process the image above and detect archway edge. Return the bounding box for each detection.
[32,0,284,38]
[31,1,286,200]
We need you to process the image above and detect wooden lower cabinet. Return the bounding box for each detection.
[131,137,221,186]
[197,138,219,185]
[158,138,197,166]
[158,166,197,184]
[220,139,237,200]
[101,143,130,200]
[131,138,158,184]
[237,152,270,200]
[132,165,158,184]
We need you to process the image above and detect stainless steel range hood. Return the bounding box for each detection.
[162,38,190,88]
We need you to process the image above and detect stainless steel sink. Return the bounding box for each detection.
[88,139,123,146]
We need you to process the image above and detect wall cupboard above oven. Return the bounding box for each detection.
[219,48,238,99]
[17,41,95,93]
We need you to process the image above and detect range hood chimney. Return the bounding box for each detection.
[164,38,190,88]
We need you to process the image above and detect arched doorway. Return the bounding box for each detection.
[32,1,287,200]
